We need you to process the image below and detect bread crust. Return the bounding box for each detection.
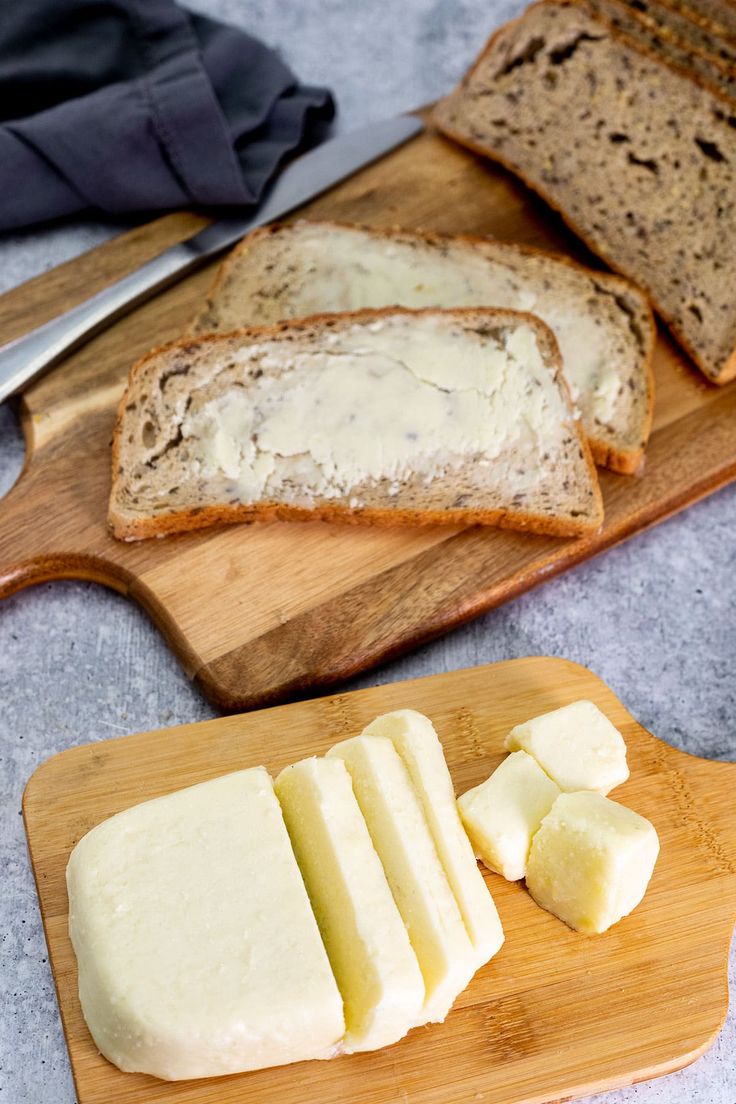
[192,219,657,474]
[586,0,736,101]
[432,0,736,385]
[659,0,736,46]
[109,306,604,542]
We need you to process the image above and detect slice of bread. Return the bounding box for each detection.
[587,0,736,101]
[433,0,736,384]
[191,221,655,474]
[109,308,603,541]
[676,0,736,37]
[621,0,736,65]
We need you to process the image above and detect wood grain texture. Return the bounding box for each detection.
[22,657,736,1104]
[1,125,735,710]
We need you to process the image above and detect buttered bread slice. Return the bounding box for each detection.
[110,308,603,540]
[327,734,477,1024]
[275,756,425,1052]
[66,769,344,1080]
[191,221,655,474]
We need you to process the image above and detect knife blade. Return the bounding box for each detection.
[0,114,423,404]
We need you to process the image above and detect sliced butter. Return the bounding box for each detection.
[66,769,344,1080]
[275,756,425,1052]
[327,735,476,1024]
[505,699,629,795]
[526,791,660,934]
[362,709,504,966]
[458,750,561,881]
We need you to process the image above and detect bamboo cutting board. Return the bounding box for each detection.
[23,657,736,1104]
[2,126,736,711]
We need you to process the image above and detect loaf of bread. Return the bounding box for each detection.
[191,221,655,474]
[109,308,603,541]
[586,0,736,100]
[433,0,736,383]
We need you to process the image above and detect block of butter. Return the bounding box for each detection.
[362,709,504,966]
[458,750,561,881]
[505,699,629,794]
[327,735,476,1024]
[526,791,660,934]
[66,769,344,1080]
[275,756,425,1052]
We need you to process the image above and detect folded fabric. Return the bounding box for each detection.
[0,0,335,231]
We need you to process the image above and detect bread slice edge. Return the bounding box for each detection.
[190,219,656,473]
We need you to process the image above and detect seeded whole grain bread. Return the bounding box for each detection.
[433,0,736,384]
[587,0,736,100]
[622,0,736,66]
[663,0,736,44]
[109,308,603,541]
[191,221,655,474]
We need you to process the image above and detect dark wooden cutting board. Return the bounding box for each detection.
[2,124,735,711]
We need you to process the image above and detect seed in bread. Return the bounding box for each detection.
[433,0,736,383]
[109,308,604,541]
[192,220,655,474]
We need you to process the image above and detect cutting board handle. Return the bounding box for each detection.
[0,433,126,600]
[0,473,74,597]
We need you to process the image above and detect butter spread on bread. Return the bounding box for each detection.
[110,308,603,540]
[66,769,344,1080]
[192,220,655,473]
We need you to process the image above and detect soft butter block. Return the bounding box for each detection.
[458,750,561,881]
[505,699,629,794]
[526,791,660,934]
[327,735,476,1024]
[362,709,504,966]
[66,769,344,1080]
[275,756,425,1052]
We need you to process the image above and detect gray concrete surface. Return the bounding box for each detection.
[1,2,734,1101]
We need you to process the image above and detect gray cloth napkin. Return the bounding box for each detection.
[0,0,335,230]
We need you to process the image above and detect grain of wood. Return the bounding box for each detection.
[0,125,735,709]
[22,657,736,1104]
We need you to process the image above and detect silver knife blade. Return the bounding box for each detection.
[0,114,423,404]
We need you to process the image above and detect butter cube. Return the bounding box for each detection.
[66,769,344,1080]
[505,699,629,794]
[458,750,561,881]
[275,756,425,1052]
[526,791,659,934]
[327,735,476,1024]
[362,709,504,966]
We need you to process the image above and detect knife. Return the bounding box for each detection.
[0,114,423,404]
